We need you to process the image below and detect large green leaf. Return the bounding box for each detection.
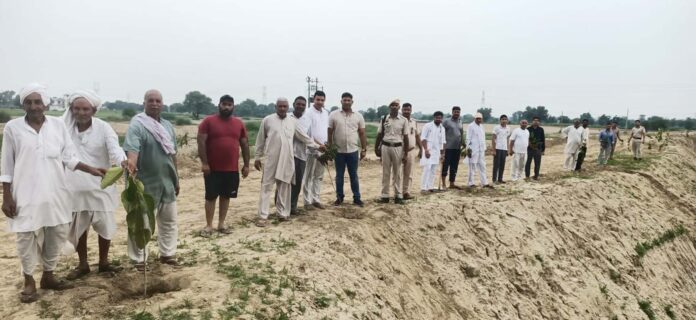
[100,166,124,189]
[122,176,156,250]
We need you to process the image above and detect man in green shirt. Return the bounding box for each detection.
[124,89,179,270]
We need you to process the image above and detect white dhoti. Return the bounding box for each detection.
[302,154,325,205]
[511,153,527,181]
[259,179,291,219]
[16,224,70,275]
[563,152,579,171]
[68,211,116,247]
[127,201,177,263]
[466,154,488,186]
[420,163,438,191]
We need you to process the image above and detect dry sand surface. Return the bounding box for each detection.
[1,123,695,320]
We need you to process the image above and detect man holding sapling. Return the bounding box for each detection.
[303,90,330,210]
[561,119,585,171]
[1,84,106,303]
[197,95,250,236]
[254,98,324,227]
[62,90,127,280]
[575,119,590,171]
[123,89,180,269]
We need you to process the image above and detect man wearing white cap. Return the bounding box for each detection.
[1,84,106,303]
[465,113,491,188]
[254,98,323,227]
[375,99,409,204]
[62,91,127,280]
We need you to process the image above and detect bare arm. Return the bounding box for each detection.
[491,134,497,150]
[240,137,250,178]
[126,151,139,176]
[197,133,210,175]
[358,127,367,160]
[2,182,15,218]
[328,127,334,146]
[75,162,106,177]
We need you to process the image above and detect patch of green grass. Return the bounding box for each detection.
[607,153,657,171]
[130,311,156,320]
[343,288,357,300]
[665,305,676,320]
[609,269,622,284]
[217,301,246,320]
[158,307,194,320]
[38,300,62,319]
[635,225,688,258]
[638,300,656,320]
[199,310,213,320]
[365,124,378,146]
[270,235,297,254]
[314,295,332,309]
[599,284,609,299]
[240,238,267,252]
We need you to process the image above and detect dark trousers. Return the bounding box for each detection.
[335,152,361,201]
[492,149,508,182]
[441,148,461,182]
[574,146,587,171]
[525,149,542,178]
[290,157,306,211]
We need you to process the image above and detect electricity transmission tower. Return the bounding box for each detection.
[306,76,323,108]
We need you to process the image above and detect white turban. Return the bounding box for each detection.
[63,90,102,128]
[19,83,50,106]
[68,90,102,109]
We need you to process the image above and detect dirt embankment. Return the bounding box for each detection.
[0,133,694,320]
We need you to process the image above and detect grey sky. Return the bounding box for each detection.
[1,0,694,118]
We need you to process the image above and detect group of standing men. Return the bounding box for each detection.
[2,84,180,303]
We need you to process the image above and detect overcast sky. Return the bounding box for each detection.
[1,0,694,118]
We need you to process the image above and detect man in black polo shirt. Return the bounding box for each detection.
[525,116,545,180]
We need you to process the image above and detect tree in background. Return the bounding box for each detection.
[122,108,137,119]
[461,113,474,123]
[510,111,524,123]
[0,90,16,107]
[522,106,549,122]
[362,108,378,121]
[557,115,571,124]
[104,100,143,111]
[578,112,595,125]
[597,114,611,125]
[476,107,493,122]
[377,105,389,118]
[645,116,668,131]
[169,102,184,113]
[183,91,216,120]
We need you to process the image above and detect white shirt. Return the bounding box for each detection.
[65,118,127,212]
[419,121,446,165]
[466,121,487,163]
[1,116,80,232]
[290,112,312,161]
[307,106,330,149]
[561,125,585,154]
[510,128,530,154]
[492,125,511,151]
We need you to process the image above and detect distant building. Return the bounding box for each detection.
[48,94,69,111]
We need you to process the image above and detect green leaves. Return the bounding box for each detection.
[100,166,124,189]
[318,144,338,163]
[122,176,156,250]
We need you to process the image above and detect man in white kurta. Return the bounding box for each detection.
[1,84,106,303]
[508,120,530,181]
[63,91,127,279]
[419,112,446,192]
[561,120,585,171]
[465,113,490,187]
[255,98,320,227]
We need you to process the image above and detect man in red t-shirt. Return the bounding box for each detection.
[197,95,250,236]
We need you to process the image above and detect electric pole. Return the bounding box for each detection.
[306,76,322,108]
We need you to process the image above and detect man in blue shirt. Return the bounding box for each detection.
[598,122,615,166]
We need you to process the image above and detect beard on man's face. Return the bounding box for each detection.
[219,109,233,117]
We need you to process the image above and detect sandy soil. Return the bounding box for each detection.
[0,122,694,320]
